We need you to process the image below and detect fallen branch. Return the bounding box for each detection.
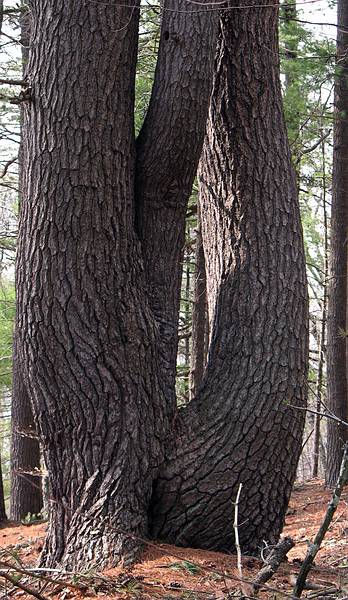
[307,585,340,598]
[293,442,348,598]
[0,77,25,85]
[0,570,48,600]
[253,537,294,595]
[0,560,87,592]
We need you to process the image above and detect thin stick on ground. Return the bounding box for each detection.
[0,570,48,600]
[293,442,348,598]
[233,482,248,596]
[0,560,87,592]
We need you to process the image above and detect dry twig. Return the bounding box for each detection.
[253,536,295,595]
[293,442,348,597]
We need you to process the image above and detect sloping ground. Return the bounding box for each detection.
[0,480,347,599]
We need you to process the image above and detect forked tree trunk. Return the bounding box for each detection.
[151,1,308,553]
[17,0,218,569]
[11,3,43,523]
[326,0,348,488]
[18,0,307,571]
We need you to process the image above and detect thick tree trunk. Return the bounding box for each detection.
[189,207,208,401]
[17,0,169,569]
[135,1,219,415]
[326,0,348,488]
[151,1,308,553]
[18,0,308,571]
[11,3,43,523]
[17,0,219,569]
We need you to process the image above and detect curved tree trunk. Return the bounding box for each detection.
[151,1,308,554]
[18,0,308,571]
[17,0,219,570]
[135,1,218,415]
[11,2,43,523]
[326,0,348,488]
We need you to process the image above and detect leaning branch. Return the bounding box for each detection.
[293,442,348,597]
[1,155,17,178]
[288,403,348,429]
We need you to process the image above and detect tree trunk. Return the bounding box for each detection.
[189,206,208,400]
[17,0,219,569]
[312,136,328,479]
[0,451,7,522]
[0,0,3,36]
[326,0,348,488]
[17,0,168,569]
[11,341,43,520]
[135,1,218,415]
[151,1,308,554]
[11,2,43,523]
[18,0,308,571]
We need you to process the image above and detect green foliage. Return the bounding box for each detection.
[0,281,15,388]
[0,281,15,491]
[135,3,160,135]
[168,561,201,575]
[21,512,44,525]
[280,4,335,158]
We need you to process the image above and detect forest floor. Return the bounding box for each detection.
[0,480,347,599]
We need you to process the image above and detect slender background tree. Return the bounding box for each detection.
[10,1,43,522]
[326,0,348,487]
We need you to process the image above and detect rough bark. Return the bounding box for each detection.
[17,0,219,569]
[11,3,43,523]
[18,0,308,571]
[189,206,208,401]
[135,1,219,415]
[326,0,348,488]
[151,1,308,553]
[17,0,169,569]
